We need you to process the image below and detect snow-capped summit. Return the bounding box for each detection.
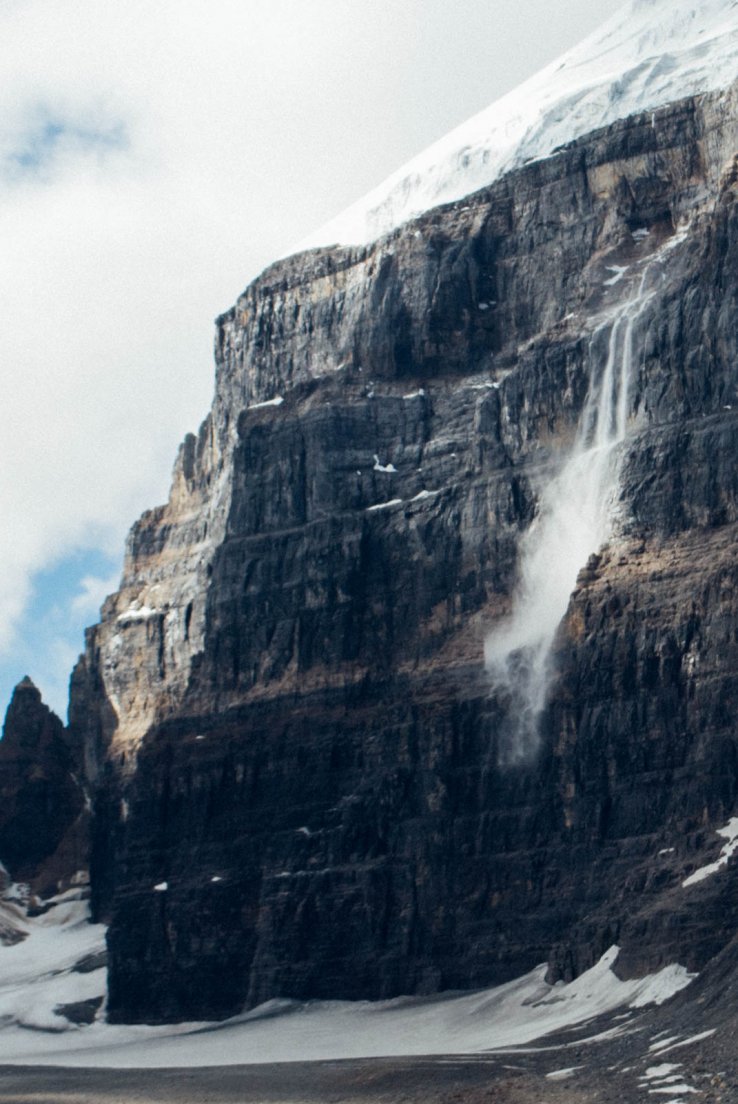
[298,0,738,251]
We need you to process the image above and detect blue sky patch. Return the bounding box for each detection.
[0,546,122,727]
[4,112,128,181]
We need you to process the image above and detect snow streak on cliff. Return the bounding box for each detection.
[298,0,738,250]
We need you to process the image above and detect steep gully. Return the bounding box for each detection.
[4,82,738,1024]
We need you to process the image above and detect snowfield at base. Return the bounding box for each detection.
[0,907,694,1069]
[0,889,106,1035]
[296,0,738,252]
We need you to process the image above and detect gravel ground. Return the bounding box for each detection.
[1,985,736,1104]
[0,1056,599,1104]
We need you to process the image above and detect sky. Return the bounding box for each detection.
[0,0,621,721]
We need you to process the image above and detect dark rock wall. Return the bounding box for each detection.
[548,523,738,982]
[0,678,86,895]
[65,82,738,1022]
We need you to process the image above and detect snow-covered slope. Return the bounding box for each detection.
[0,944,692,1068]
[0,887,106,1034]
[298,0,738,250]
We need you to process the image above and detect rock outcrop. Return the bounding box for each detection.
[0,678,86,897]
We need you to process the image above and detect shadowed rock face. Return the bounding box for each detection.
[0,678,86,895]
[56,80,738,1023]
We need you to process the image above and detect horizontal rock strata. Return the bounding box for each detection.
[51,80,738,1021]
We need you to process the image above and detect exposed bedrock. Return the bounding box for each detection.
[61,81,738,1021]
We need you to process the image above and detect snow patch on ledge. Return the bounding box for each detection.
[294,0,738,252]
[117,604,159,624]
[373,454,397,473]
[604,264,629,287]
[682,816,738,886]
[247,396,284,410]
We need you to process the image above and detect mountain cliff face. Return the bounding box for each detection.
[43,75,738,1024]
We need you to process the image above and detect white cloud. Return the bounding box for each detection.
[0,0,620,693]
[70,572,121,620]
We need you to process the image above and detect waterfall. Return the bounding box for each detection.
[485,266,656,764]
